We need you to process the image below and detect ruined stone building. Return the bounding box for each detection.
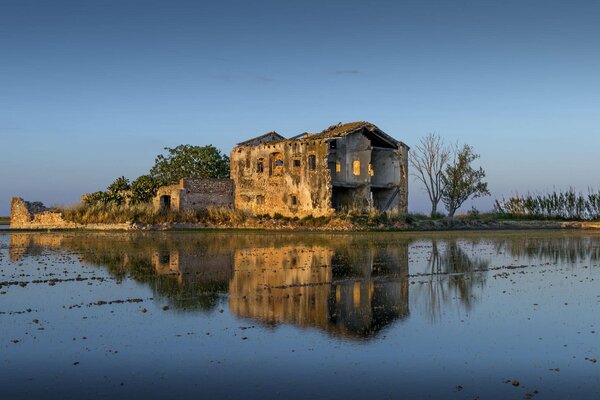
[231,121,409,218]
[153,178,234,212]
[11,121,409,228]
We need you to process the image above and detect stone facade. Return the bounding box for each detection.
[153,178,234,212]
[231,121,409,218]
[231,137,333,217]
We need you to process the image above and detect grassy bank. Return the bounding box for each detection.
[60,202,413,230]
[54,203,597,231]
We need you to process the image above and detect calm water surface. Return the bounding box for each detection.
[1,230,600,399]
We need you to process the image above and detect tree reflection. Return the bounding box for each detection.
[418,238,489,322]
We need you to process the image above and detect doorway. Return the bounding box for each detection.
[160,195,171,210]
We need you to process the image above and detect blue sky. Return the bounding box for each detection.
[1,0,600,215]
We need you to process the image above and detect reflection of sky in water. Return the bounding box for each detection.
[1,231,600,399]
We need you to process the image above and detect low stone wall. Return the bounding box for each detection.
[10,197,79,229]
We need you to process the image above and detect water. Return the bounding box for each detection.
[1,230,599,399]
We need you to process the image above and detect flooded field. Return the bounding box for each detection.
[1,230,600,399]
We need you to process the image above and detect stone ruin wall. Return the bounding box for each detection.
[153,184,183,211]
[181,178,234,210]
[10,197,78,229]
[231,139,333,218]
[153,178,234,212]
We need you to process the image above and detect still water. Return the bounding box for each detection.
[1,230,599,399]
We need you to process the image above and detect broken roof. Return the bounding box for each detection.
[236,131,286,147]
[235,122,408,149]
[307,121,409,149]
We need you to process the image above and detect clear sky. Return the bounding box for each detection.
[1,0,600,216]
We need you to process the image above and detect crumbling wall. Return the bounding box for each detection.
[10,197,78,229]
[327,131,409,214]
[153,184,183,211]
[231,139,333,218]
[330,132,372,186]
[181,178,234,209]
[153,178,234,212]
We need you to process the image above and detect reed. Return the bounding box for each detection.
[494,188,600,220]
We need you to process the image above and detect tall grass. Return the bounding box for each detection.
[62,202,251,225]
[494,188,600,220]
[63,202,160,224]
[61,201,412,228]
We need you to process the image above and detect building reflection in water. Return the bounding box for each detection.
[229,243,408,338]
[6,231,512,339]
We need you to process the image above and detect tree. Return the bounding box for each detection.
[107,176,130,194]
[130,175,161,205]
[410,133,450,216]
[106,176,131,205]
[149,144,230,184]
[441,144,490,218]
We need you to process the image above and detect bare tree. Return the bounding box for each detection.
[410,133,450,216]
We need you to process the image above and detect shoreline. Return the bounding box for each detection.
[4,219,600,232]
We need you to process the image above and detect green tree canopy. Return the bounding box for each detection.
[149,144,230,184]
[130,175,161,205]
[106,176,131,205]
[441,144,490,218]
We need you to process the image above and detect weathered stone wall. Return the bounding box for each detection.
[231,139,333,218]
[10,197,78,229]
[153,178,234,212]
[153,184,183,211]
[181,178,234,209]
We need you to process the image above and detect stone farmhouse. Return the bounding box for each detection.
[10,121,409,228]
[230,121,409,218]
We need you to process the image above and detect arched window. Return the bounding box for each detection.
[353,160,361,176]
[308,154,317,170]
[270,152,284,176]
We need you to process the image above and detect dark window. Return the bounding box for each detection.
[329,140,337,149]
[256,195,265,205]
[275,160,284,167]
[159,251,170,265]
[308,155,317,170]
[257,159,264,173]
[293,159,301,168]
[291,195,298,206]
